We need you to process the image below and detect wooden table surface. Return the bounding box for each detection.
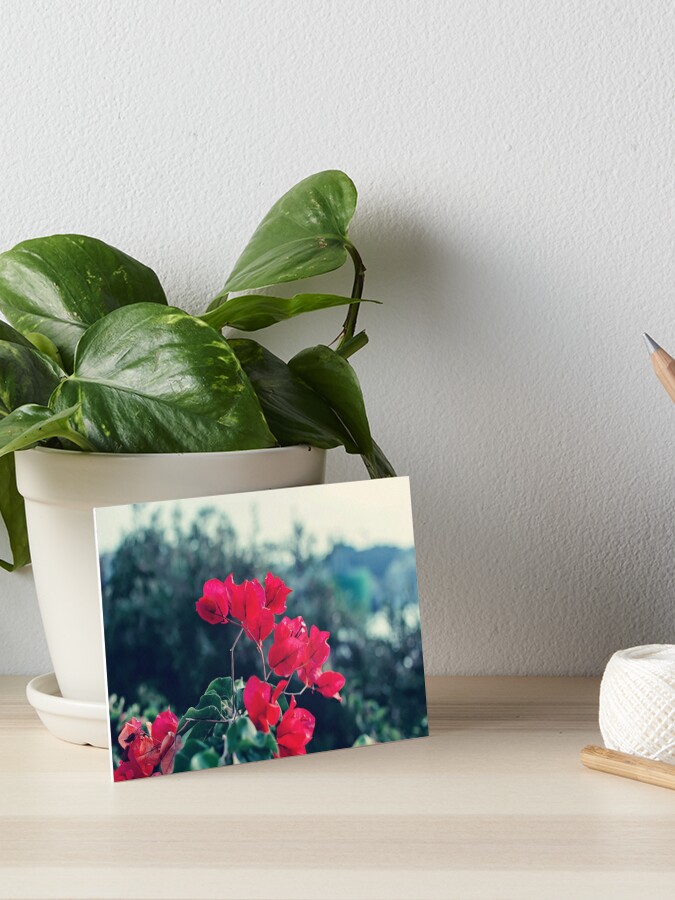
[1,675,674,899]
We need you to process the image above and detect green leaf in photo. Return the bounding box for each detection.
[197,691,224,711]
[226,715,278,763]
[173,738,209,774]
[178,703,224,734]
[203,677,233,701]
[189,748,221,770]
[353,734,377,747]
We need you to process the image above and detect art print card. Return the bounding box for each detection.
[95,477,428,781]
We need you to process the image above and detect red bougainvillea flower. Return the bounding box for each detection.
[118,716,144,749]
[151,709,180,775]
[114,709,180,781]
[276,696,315,757]
[264,572,292,614]
[297,625,331,685]
[157,730,179,775]
[151,709,178,745]
[226,576,274,644]
[314,670,346,701]
[127,732,160,777]
[268,616,308,676]
[245,603,275,644]
[224,574,247,621]
[195,578,230,625]
[113,760,137,782]
[117,717,156,778]
[243,675,287,733]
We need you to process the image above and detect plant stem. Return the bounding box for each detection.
[337,329,369,359]
[230,627,244,707]
[282,671,295,695]
[179,717,226,731]
[337,243,366,350]
[286,684,309,697]
[258,643,268,681]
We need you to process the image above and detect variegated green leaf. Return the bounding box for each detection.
[288,344,396,478]
[0,324,63,418]
[230,339,355,451]
[221,170,357,293]
[50,304,275,453]
[202,292,374,333]
[0,234,167,369]
[288,344,373,454]
[0,454,29,571]
[0,323,65,569]
[0,404,90,457]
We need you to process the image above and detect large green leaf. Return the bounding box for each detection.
[202,292,373,332]
[230,339,355,451]
[49,304,275,453]
[0,404,91,456]
[0,326,63,417]
[24,332,65,368]
[0,234,167,369]
[0,322,64,569]
[0,454,29,571]
[220,170,357,293]
[288,345,373,454]
[288,344,396,478]
[362,439,397,479]
[0,321,33,349]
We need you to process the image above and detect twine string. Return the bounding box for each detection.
[599,644,675,763]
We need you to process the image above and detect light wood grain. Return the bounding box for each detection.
[1,676,674,900]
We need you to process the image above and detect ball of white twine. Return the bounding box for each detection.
[599,644,675,763]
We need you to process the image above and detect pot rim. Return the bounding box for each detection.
[16,442,326,506]
[22,443,318,461]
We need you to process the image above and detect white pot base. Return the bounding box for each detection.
[26,673,109,748]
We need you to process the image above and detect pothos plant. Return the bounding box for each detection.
[0,170,394,571]
[114,571,346,779]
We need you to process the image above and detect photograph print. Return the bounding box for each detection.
[95,476,428,781]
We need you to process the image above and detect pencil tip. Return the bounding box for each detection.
[643,333,661,355]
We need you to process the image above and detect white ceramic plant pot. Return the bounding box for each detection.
[15,445,326,707]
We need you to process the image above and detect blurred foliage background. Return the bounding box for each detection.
[102,504,428,756]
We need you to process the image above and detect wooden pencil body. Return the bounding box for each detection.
[650,348,675,403]
[581,744,675,790]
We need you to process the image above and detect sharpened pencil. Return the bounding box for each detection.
[644,333,675,403]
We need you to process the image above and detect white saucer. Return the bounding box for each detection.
[26,673,109,748]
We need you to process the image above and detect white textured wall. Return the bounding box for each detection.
[2,0,675,676]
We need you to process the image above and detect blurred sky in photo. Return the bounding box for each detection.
[95,477,416,556]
